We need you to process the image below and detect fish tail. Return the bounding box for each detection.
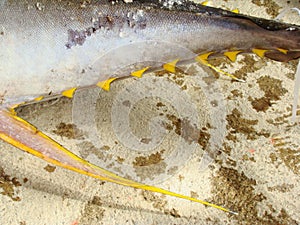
[0,109,237,214]
[263,29,300,62]
[264,49,300,62]
[221,15,300,62]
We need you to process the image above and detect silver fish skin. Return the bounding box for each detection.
[0,0,299,106]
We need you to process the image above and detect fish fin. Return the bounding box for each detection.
[277,48,288,54]
[200,1,209,6]
[97,78,117,91]
[196,53,245,82]
[223,51,241,62]
[231,9,239,14]
[253,48,300,62]
[163,59,180,73]
[252,48,268,58]
[0,109,236,214]
[264,50,300,62]
[62,88,77,98]
[131,67,150,78]
[34,96,44,101]
[195,52,214,64]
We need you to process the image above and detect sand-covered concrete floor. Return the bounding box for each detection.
[1,0,299,224]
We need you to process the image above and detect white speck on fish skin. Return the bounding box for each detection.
[162,0,183,9]
[131,10,144,22]
[36,2,45,11]
[119,31,125,38]
[135,10,145,19]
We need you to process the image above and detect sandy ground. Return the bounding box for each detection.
[1,0,300,224]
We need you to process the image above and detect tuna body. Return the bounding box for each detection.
[0,0,299,106]
[0,1,299,214]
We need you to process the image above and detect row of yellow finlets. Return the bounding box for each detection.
[48,47,289,98]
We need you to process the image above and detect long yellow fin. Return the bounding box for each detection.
[0,109,237,215]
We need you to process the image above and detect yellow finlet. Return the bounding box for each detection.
[231,8,239,14]
[34,96,44,101]
[97,78,117,91]
[163,59,180,73]
[201,1,209,6]
[277,48,288,54]
[195,52,214,64]
[131,67,149,78]
[252,48,268,58]
[62,88,77,98]
[223,51,241,62]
